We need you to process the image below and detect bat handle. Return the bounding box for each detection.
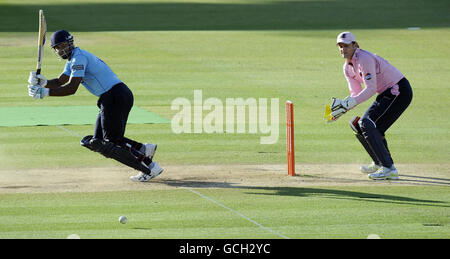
[36,69,41,85]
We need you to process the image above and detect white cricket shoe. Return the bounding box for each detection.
[360,162,382,174]
[130,161,164,182]
[141,143,157,159]
[368,166,399,180]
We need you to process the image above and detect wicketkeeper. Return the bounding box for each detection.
[330,32,413,180]
[27,29,163,182]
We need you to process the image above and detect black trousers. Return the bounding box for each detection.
[94,83,142,150]
[362,78,413,135]
[358,77,413,167]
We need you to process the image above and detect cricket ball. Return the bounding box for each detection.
[119,216,127,224]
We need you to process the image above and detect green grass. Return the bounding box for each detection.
[0,186,448,239]
[1,28,449,167]
[0,0,449,239]
[1,0,449,32]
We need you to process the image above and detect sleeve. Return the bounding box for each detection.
[62,61,71,76]
[343,64,363,97]
[68,55,87,78]
[353,55,377,104]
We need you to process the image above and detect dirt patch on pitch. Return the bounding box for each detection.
[0,163,449,194]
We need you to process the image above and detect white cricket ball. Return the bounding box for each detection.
[367,234,381,239]
[67,234,80,239]
[119,216,128,224]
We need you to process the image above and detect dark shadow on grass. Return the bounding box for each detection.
[161,179,234,189]
[399,175,450,186]
[161,180,448,208]
[243,186,448,207]
[0,0,448,32]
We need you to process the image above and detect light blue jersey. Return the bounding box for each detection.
[63,48,122,96]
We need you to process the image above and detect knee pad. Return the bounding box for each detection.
[349,116,362,134]
[81,136,117,158]
[81,136,150,174]
[350,119,381,164]
[358,117,377,133]
[358,117,393,167]
[89,138,115,158]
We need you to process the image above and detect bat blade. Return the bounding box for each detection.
[36,9,47,75]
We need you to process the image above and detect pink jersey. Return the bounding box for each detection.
[343,48,404,104]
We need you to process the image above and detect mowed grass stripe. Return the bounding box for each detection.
[0,189,287,238]
[184,187,290,239]
[1,29,449,167]
[0,187,449,238]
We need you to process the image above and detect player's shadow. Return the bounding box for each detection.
[161,179,236,189]
[162,180,448,208]
[1,0,448,32]
[242,186,448,207]
[397,175,450,186]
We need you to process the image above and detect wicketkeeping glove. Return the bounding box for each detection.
[330,96,357,120]
[28,71,47,87]
[28,84,49,99]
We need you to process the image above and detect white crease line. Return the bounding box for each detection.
[184,187,290,239]
[56,125,289,239]
[56,125,81,137]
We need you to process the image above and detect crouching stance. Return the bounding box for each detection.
[330,32,413,180]
[27,30,162,182]
[81,136,162,181]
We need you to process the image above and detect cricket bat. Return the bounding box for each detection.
[36,9,47,76]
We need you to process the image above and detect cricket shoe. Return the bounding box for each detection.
[130,161,164,182]
[141,143,157,159]
[368,166,399,180]
[360,162,382,174]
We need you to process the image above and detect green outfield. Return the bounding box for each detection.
[0,186,448,239]
[0,0,449,239]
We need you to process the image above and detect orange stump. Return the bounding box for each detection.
[286,101,295,176]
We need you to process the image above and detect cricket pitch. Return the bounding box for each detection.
[0,163,448,194]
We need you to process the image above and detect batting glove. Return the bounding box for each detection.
[28,71,47,87]
[330,96,357,120]
[28,84,49,99]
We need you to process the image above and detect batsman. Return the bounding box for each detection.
[27,30,163,182]
[329,32,413,180]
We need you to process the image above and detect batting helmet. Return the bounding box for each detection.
[50,30,75,59]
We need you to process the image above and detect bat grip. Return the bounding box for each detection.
[35,69,42,85]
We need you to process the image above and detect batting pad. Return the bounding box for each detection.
[0,106,170,127]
